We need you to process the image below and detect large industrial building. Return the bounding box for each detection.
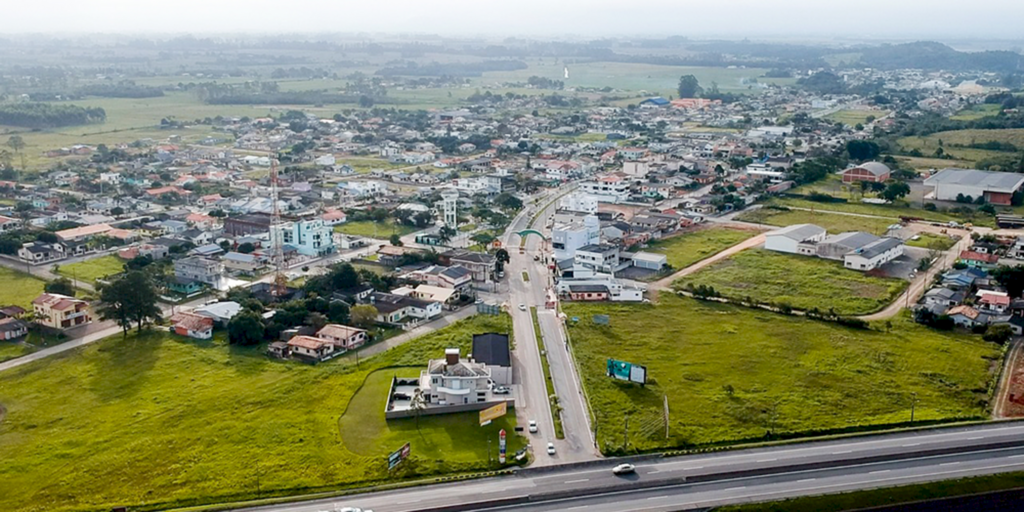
[924,168,1024,205]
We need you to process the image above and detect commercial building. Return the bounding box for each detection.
[552,215,601,261]
[924,168,1024,205]
[574,244,622,274]
[471,333,512,385]
[840,162,891,183]
[843,237,905,271]
[580,175,630,203]
[764,224,828,255]
[273,217,335,257]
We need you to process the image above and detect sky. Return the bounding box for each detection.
[2,0,1022,40]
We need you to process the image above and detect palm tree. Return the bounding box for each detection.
[437,225,456,245]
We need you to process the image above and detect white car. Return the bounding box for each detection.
[612,463,636,475]
[547,442,556,455]
[518,303,527,311]
[528,420,538,433]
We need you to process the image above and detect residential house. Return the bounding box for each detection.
[273,217,334,257]
[223,252,265,274]
[173,256,224,291]
[18,242,65,263]
[420,348,492,406]
[169,311,214,340]
[471,333,511,385]
[0,317,28,340]
[316,324,368,351]
[287,335,336,362]
[371,292,442,323]
[923,287,965,308]
[443,250,497,282]
[947,305,982,328]
[960,250,1000,269]
[193,301,242,327]
[979,292,1011,314]
[32,293,91,330]
[943,268,988,290]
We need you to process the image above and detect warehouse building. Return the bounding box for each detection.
[924,168,1024,206]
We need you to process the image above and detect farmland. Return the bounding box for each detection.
[564,295,1001,453]
[675,249,908,315]
[737,207,896,235]
[646,227,759,269]
[897,128,1024,166]
[56,255,126,284]
[767,197,992,227]
[0,313,519,512]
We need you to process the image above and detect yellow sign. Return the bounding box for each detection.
[478,401,508,426]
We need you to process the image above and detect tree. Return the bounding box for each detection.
[350,304,379,328]
[306,312,328,331]
[389,234,404,246]
[228,309,265,346]
[121,271,161,333]
[6,135,25,169]
[438,225,457,244]
[993,265,1024,298]
[677,75,702,99]
[44,278,75,297]
[110,206,124,216]
[237,242,256,254]
[494,192,523,211]
[846,140,881,161]
[328,301,350,324]
[880,181,910,202]
[495,248,510,273]
[984,324,1013,344]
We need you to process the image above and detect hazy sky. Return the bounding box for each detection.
[2,0,1022,40]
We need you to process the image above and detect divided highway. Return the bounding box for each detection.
[238,422,1024,512]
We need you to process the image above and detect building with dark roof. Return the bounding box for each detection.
[472,333,511,385]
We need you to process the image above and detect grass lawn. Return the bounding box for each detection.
[897,129,1024,166]
[56,254,126,283]
[950,104,1002,121]
[0,313,519,512]
[0,341,34,363]
[675,249,908,315]
[906,232,957,251]
[769,197,993,228]
[825,109,889,126]
[334,220,417,238]
[645,227,758,270]
[737,207,897,235]
[564,295,1001,453]
[0,266,47,309]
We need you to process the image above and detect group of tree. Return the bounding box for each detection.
[0,102,106,129]
[96,271,162,337]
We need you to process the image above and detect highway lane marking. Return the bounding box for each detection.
[647,495,669,500]
[797,478,816,482]
[940,462,960,466]
[722,486,748,492]
[564,478,590,484]
[968,436,983,440]
[870,470,890,474]
[757,458,777,462]
[902,443,920,447]
[568,506,587,510]
[832,450,852,454]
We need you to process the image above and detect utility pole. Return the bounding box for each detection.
[624,413,629,451]
[488,438,492,465]
[911,392,918,423]
[664,395,670,440]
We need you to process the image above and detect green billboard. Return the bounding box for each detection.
[606,358,647,385]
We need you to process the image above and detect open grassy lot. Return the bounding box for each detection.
[897,129,1024,165]
[950,104,1002,121]
[646,227,759,269]
[675,249,908,315]
[825,109,889,126]
[0,266,47,309]
[334,220,418,238]
[769,197,993,227]
[0,341,33,363]
[0,313,518,512]
[906,232,957,251]
[56,254,126,284]
[564,295,1001,453]
[737,207,896,235]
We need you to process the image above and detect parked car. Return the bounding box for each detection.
[518,303,527,311]
[493,386,511,395]
[612,463,636,475]
[547,442,556,455]
[528,420,538,433]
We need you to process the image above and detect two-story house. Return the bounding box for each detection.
[420,348,492,406]
[316,324,368,351]
[32,293,91,330]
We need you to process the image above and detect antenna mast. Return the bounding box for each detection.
[270,159,287,296]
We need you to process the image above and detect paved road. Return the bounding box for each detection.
[235,422,1024,512]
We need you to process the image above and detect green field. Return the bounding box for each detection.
[0,266,47,309]
[0,313,520,512]
[897,129,1024,166]
[564,295,1000,453]
[675,249,908,315]
[646,228,758,269]
[906,232,957,251]
[737,207,897,235]
[334,220,418,238]
[56,255,126,283]
[950,104,1002,121]
[769,197,992,227]
[825,109,888,126]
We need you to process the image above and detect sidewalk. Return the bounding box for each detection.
[343,306,479,361]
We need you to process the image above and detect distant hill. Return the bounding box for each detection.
[854,41,1022,73]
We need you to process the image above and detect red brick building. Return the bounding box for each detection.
[840,162,891,183]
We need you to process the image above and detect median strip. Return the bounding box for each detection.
[532,306,564,440]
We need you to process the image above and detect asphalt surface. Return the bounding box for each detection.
[236,421,1024,512]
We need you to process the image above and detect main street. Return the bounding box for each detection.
[237,421,1024,512]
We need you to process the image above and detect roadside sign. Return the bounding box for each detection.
[388,442,411,471]
[499,429,507,464]
[479,401,508,426]
[607,358,647,385]
[593,314,609,325]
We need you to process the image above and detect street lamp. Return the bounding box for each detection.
[911,392,918,423]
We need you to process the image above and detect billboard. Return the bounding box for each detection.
[607,359,647,385]
[388,442,411,471]
[479,401,508,426]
